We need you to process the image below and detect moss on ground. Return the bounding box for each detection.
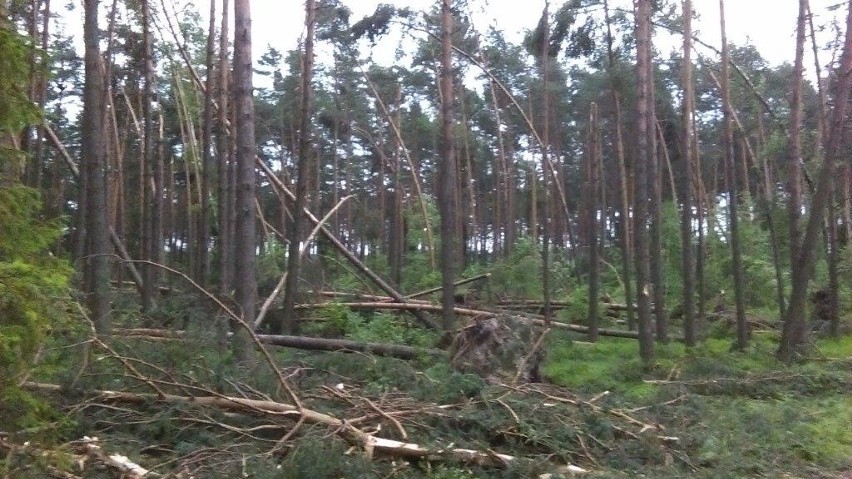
[544,333,852,478]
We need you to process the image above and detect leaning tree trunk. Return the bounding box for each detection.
[779,0,852,362]
[198,0,216,287]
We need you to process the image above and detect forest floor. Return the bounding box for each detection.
[8,298,852,479]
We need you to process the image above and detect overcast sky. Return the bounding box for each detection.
[251,0,845,70]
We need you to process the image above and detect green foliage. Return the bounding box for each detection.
[0,23,41,133]
[0,187,75,435]
[314,304,437,348]
[488,237,545,298]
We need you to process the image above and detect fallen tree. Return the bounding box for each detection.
[23,382,588,472]
[257,158,440,331]
[294,301,648,339]
[114,328,444,360]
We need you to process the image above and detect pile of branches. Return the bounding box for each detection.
[9,310,690,478]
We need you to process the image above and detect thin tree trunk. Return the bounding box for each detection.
[540,2,552,326]
[198,0,216,286]
[587,103,601,342]
[216,0,232,295]
[680,0,697,346]
[604,0,635,331]
[719,0,749,350]
[650,103,668,342]
[780,0,852,361]
[141,0,157,313]
[280,0,316,335]
[788,0,807,292]
[807,1,840,337]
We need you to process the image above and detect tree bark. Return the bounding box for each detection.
[587,103,600,342]
[257,159,440,331]
[279,0,317,335]
[608,73,634,331]
[232,0,257,363]
[633,0,655,365]
[439,0,459,332]
[216,0,232,296]
[140,0,157,314]
[82,0,111,333]
[680,0,697,347]
[719,0,749,350]
[198,0,216,287]
[779,0,852,362]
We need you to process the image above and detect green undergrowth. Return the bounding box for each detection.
[544,333,852,477]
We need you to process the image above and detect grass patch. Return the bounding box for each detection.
[816,335,852,358]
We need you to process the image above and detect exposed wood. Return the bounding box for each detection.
[257,158,441,330]
[23,382,587,471]
[405,273,491,299]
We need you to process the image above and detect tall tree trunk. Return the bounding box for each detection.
[439,0,458,331]
[649,68,668,343]
[788,0,807,294]
[779,0,852,362]
[141,0,157,313]
[680,0,697,346]
[587,103,600,342]
[633,0,655,365]
[82,0,111,333]
[389,86,404,288]
[540,2,552,325]
[198,0,216,286]
[232,0,257,363]
[604,0,635,331]
[806,1,841,337]
[217,0,232,295]
[719,0,748,350]
[279,0,316,335]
